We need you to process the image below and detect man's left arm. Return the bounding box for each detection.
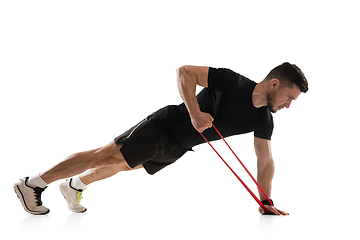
[254,137,289,215]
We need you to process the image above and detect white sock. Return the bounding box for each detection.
[27,174,48,189]
[70,176,87,190]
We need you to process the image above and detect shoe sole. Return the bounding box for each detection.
[13,183,50,215]
[59,184,87,213]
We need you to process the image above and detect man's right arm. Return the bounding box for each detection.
[176,65,214,132]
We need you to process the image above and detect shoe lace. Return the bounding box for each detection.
[75,188,86,205]
[33,187,47,206]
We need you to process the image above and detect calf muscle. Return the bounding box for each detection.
[40,141,124,184]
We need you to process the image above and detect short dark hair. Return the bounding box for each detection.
[265,62,308,93]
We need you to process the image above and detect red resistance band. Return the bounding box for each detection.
[200,125,274,209]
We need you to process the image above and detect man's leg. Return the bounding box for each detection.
[40,141,125,185]
[57,148,143,213]
[57,143,144,213]
[79,162,143,186]
[14,140,132,215]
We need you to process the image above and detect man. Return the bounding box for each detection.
[14,62,308,216]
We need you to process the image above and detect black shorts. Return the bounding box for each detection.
[114,113,188,175]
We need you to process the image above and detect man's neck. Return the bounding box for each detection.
[252,82,268,108]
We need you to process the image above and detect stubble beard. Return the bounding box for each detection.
[267,92,277,113]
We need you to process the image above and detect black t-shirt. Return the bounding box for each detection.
[155,67,274,150]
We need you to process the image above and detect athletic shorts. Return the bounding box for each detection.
[114,113,188,175]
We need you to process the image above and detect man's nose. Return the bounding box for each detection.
[285,100,292,108]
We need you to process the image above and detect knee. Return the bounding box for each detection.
[91,148,130,169]
[91,156,122,169]
[90,142,124,168]
[113,161,134,172]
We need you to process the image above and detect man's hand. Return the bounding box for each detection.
[258,205,289,216]
[190,111,214,133]
[177,66,211,132]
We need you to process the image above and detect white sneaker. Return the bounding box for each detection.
[59,179,87,213]
[14,177,50,215]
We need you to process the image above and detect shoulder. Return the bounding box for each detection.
[208,67,241,82]
[254,108,274,140]
[263,108,274,128]
[208,67,255,92]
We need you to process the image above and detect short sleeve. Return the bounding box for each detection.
[254,111,274,140]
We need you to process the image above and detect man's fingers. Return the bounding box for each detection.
[269,207,281,215]
[209,115,214,122]
[205,113,214,129]
[259,206,288,216]
[191,112,214,133]
[263,206,280,215]
[275,208,289,215]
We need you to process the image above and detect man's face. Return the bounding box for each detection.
[267,83,301,113]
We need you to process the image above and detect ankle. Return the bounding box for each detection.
[70,176,87,190]
[27,174,48,189]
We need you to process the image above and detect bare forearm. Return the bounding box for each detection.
[257,159,275,201]
[177,67,200,116]
[176,66,213,132]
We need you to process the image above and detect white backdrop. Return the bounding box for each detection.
[1,0,359,239]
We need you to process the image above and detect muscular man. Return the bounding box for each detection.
[14,62,308,216]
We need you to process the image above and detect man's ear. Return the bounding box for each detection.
[270,78,280,89]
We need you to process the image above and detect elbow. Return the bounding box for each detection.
[176,66,192,85]
[176,65,190,77]
[257,157,274,174]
